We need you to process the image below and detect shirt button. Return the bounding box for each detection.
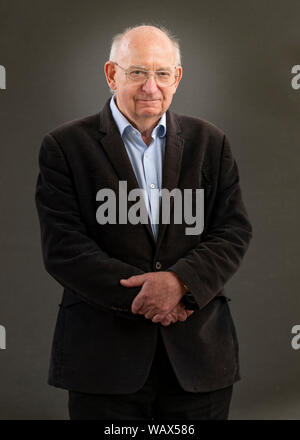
[150,183,155,189]
[155,261,162,270]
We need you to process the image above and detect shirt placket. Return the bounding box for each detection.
[143,141,160,239]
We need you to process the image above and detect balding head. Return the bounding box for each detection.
[109,25,181,67]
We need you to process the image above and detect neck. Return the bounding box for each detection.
[126,114,160,139]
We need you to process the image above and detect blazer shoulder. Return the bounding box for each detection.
[172,111,226,143]
[46,112,100,145]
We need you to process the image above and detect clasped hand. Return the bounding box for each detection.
[120,272,194,326]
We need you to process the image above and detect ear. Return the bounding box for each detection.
[173,66,183,93]
[104,61,117,91]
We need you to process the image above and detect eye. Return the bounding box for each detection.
[130,70,145,76]
[156,71,171,77]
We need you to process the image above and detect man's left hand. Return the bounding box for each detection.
[120,272,185,319]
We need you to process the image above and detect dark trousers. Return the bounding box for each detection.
[68,331,233,420]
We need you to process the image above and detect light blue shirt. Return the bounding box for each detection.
[110,96,166,240]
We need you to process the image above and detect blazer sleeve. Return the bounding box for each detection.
[35,133,145,314]
[167,134,253,311]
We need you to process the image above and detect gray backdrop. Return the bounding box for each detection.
[0,0,299,419]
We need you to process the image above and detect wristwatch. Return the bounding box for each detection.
[181,284,199,310]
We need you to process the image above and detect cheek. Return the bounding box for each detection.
[119,89,136,108]
[125,87,139,102]
[162,91,173,106]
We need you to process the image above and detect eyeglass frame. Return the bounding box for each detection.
[113,62,180,87]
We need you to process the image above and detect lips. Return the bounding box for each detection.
[136,99,160,102]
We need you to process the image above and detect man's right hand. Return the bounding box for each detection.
[151,302,194,326]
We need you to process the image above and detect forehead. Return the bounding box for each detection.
[117,32,176,68]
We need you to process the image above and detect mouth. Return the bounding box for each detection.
[136,99,161,103]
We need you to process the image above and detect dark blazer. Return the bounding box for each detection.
[35,98,252,394]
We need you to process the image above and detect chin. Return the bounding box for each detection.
[139,106,162,115]
[139,111,161,118]
[136,101,162,111]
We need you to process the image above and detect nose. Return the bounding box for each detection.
[141,74,159,94]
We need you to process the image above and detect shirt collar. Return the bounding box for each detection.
[110,95,166,139]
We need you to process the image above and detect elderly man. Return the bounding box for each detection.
[35,25,252,420]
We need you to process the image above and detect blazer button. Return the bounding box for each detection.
[155,261,162,270]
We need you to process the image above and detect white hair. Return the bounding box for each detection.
[108,24,182,66]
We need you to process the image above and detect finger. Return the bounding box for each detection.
[142,301,161,317]
[152,313,168,323]
[161,317,172,326]
[177,313,187,322]
[134,300,154,316]
[143,301,172,318]
[180,310,193,320]
[131,294,146,314]
[144,309,157,319]
[163,313,178,326]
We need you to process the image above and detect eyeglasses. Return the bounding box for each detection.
[113,62,179,87]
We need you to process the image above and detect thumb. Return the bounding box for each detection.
[120,275,146,287]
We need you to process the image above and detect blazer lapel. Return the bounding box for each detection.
[156,110,185,249]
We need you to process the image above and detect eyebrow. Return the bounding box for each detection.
[129,65,173,71]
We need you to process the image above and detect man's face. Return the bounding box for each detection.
[105,29,182,129]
